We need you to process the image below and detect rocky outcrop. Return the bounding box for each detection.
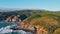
[5,16,21,23]
[11,16,19,23]
[17,21,48,34]
[35,25,48,34]
[5,16,11,22]
[5,16,49,34]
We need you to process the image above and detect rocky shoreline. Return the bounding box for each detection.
[4,15,49,34]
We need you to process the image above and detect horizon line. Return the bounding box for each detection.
[0,8,60,11]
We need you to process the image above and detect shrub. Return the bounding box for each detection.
[53,28,60,34]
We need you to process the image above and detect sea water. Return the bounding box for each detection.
[0,21,33,34]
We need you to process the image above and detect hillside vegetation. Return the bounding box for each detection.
[0,10,60,34]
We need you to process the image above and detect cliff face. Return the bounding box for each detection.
[5,16,56,34]
[17,24,48,34]
[17,20,48,34]
[35,25,48,34]
[5,15,49,34]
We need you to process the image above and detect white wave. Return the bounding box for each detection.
[0,25,13,33]
[0,24,32,34]
[14,30,26,34]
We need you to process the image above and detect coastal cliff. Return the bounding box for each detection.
[3,10,60,34]
[5,16,48,34]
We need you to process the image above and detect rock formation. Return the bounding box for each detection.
[5,16,49,34]
[5,16,12,22]
[5,16,20,23]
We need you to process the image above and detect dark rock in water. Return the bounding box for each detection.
[10,27,19,30]
[10,28,33,32]
[10,27,37,34]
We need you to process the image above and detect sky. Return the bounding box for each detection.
[0,0,60,11]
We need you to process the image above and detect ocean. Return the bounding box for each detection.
[0,21,33,34]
